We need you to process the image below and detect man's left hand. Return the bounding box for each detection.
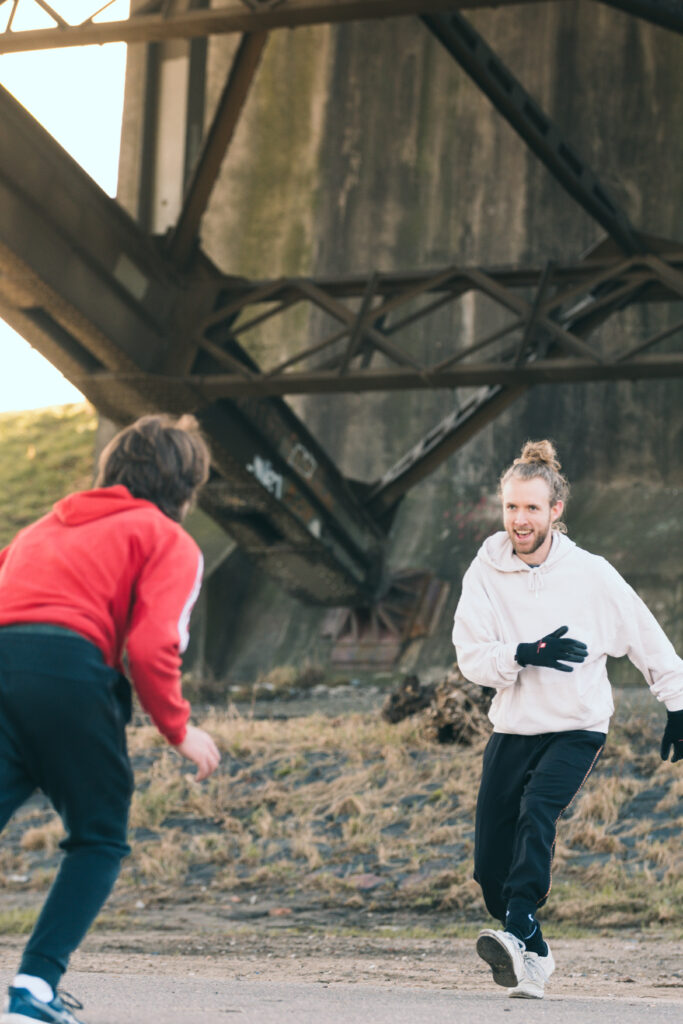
[176,724,221,780]
[660,709,683,763]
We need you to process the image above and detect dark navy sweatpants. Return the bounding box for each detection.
[0,628,133,989]
[474,729,605,925]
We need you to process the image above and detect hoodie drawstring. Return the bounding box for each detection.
[528,568,544,597]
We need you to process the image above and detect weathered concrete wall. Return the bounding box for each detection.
[119,4,683,682]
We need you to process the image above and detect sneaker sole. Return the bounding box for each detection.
[509,986,544,999]
[2,1012,80,1023]
[2,1016,51,1023]
[476,934,522,988]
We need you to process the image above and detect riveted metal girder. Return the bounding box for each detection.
[74,247,683,525]
[596,0,683,33]
[156,249,683,396]
[0,0,561,52]
[1,0,679,54]
[0,81,384,606]
[167,30,268,269]
[1,5,681,612]
[421,11,644,255]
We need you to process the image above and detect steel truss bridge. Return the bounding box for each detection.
[0,0,681,658]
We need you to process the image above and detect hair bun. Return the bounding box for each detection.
[516,439,561,472]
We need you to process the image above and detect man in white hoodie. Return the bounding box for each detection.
[452,440,683,1000]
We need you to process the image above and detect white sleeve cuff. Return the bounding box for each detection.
[496,644,522,685]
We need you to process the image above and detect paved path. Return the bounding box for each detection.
[2,970,680,1023]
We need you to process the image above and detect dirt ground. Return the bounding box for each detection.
[1,927,678,1003]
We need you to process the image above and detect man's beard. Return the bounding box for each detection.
[508,520,551,556]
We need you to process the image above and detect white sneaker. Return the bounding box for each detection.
[476,929,526,988]
[508,945,556,999]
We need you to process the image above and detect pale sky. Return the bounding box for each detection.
[0,0,129,412]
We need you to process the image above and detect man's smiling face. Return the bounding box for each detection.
[502,476,563,565]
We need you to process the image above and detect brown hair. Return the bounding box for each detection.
[499,439,569,532]
[95,414,210,522]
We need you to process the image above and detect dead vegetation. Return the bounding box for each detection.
[423,675,494,745]
[381,669,493,745]
[0,693,679,936]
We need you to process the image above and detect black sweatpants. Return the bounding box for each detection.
[0,628,133,989]
[474,729,605,925]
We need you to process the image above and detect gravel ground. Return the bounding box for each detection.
[1,930,681,1005]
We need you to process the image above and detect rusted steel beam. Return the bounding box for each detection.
[364,386,526,519]
[338,272,378,375]
[262,326,346,376]
[422,11,644,255]
[93,352,683,400]
[460,267,604,362]
[200,277,289,328]
[361,343,683,516]
[618,316,683,361]
[295,278,425,370]
[196,335,258,377]
[210,253,683,305]
[644,253,683,299]
[513,261,555,365]
[434,319,522,370]
[196,254,680,388]
[0,1,560,53]
[167,31,268,268]
[33,1,68,29]
[596,0,683,33]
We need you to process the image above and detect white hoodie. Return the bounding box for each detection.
[452,530,683,735]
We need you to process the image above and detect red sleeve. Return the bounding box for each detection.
[125,527,203,745]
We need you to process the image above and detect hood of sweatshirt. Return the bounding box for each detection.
[477,529,576,576]
[54,485,158,526]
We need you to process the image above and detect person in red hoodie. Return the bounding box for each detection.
[0,413,220,1024]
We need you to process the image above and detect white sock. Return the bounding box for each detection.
[12,974,54,1003]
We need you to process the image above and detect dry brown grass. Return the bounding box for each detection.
[567,774,644,828]
[133,832,188,885]
[20,820,65,854]
[561,820,625,854]
[2,704,679,934]
[655,775,683,812]
[125,709,679,919]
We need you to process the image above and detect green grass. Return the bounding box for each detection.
[0,403,97,547]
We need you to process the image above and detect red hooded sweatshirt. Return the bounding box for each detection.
[0,485,202,744]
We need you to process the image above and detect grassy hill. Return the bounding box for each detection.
[0,403,97,548]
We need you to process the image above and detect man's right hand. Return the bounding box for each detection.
[516,625,588,672]
[175,724,221,780]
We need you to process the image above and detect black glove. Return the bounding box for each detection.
[516,625,588,673]
[660,709,683,763]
